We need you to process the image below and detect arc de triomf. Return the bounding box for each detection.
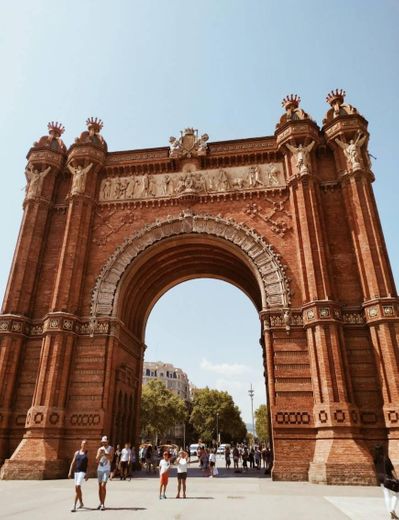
[0,91,398,484]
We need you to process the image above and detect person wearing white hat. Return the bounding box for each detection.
[96,435,113,511]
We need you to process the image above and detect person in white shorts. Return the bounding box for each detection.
[96,435,114,511]
[68,439,89,512]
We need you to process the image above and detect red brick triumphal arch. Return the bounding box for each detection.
[1,91,399,484]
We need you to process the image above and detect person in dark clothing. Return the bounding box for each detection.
[248,448,255,469]
[242,447,249,472]
[225,446,231,469]
[68,439,89,512]
[375,445,399,519]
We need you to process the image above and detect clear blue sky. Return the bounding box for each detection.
[1,1,398,423]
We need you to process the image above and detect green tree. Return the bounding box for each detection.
[141,380,187,443]
[189,387,247,444]
[254,404,269,443]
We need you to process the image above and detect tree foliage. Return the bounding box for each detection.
[254,404,269,443]
[189,387,247,444]
[140,379,187,442]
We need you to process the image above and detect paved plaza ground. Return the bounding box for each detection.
[0,464,390,520]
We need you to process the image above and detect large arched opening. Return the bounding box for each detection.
[91,213,290,457]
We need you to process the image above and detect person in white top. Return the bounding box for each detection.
[209,449,217,478]
[158,451,170,499]
[96,436,114,511]
[119,443,131,481]
[176,450,188,498]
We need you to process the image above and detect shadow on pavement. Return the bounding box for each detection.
[131,467,270,479]
[81,507,147,511]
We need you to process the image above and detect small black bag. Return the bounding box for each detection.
[384,478,399,493]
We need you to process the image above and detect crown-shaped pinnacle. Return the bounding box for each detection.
[86,117,104,133]
[47,121,65,137]
[282,94,301,110]
[326,89,346,106]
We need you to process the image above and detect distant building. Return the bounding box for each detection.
[142,361,190,445]
[143,361,190,401]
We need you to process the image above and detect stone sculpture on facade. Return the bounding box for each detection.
[267,164,280,186]
[98,163,285,202]
[286,141,315,175]
[68,163,93,195]
[335,133,367,172]
[25,164,51,200]
[169,128,209,158]
[247,165,263,188]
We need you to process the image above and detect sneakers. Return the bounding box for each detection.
[71,507,76,512]
[100,505,105,511]
[163,494,167,499]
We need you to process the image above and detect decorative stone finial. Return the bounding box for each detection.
[276,94,312,129]
[326,89,346,108]
[282,94,301,111]
[31,122,67,154]
[86,117,104,134]
[323,89,358,125]
[47,121,65,138]
[73,117,107,150]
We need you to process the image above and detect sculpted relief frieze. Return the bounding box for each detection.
[99,163,285,203]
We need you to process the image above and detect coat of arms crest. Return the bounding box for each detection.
[169,128,209,159]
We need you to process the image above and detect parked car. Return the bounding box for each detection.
[217,443,230,455]
[189,443,200,456]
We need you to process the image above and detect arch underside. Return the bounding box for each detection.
[91,213,291,337]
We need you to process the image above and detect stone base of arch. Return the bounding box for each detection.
[0,435,68,480]
[308,436,377,485]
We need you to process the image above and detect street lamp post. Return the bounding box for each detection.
[216,412,219,447]
[248,384,255,443]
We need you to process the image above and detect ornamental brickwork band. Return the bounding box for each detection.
[0,91,398,486]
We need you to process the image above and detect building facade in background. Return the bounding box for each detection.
[0,93,398,485]
[143,361,190,442]
[143,361,190,401]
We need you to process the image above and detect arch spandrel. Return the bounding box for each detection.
[91,212,291,326]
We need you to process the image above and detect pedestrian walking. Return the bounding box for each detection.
[128,444,135,479]
[242,447,249,472]
[225,446,231,469]
[233,445,240,471]
[159,451,170,499]
[261,445,267,469]
[68,439,88,512]
[96,435,114,511]
[265,445,272,474]
[254,446,261,469]
[110,443,121,480]
[209,449,217,478]
[120,442,131,480]
[375,446,399,519]
[249,448,255,469]
[176,450,188,498]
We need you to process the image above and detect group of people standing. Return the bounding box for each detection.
[224,444,272,472]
